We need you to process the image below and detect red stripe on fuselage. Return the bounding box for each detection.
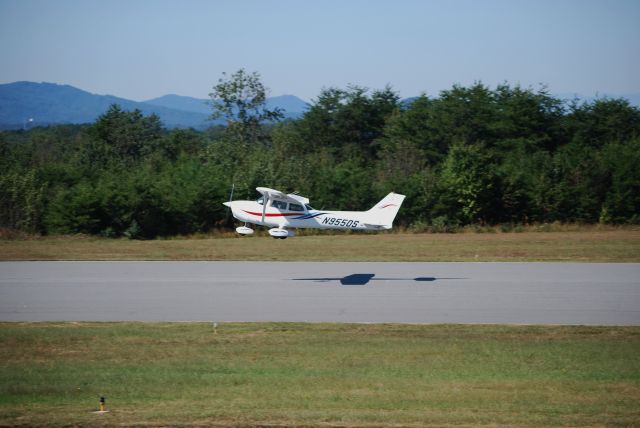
[242,210,301,217]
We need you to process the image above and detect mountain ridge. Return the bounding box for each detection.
[144,93,309,119]
[0,81,308,130]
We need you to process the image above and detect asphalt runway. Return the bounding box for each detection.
[1,261,639,325]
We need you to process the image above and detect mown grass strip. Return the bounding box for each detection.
[1,229,640,262]
[1,322,639,427]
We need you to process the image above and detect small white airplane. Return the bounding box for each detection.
[223,187,406,239]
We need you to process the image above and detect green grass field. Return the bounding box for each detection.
[1,323,639,427]
[2,228,640,262]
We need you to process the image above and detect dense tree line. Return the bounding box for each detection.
[1,78,639,238]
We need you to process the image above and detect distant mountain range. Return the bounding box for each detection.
[0,81,309,130]
[1,81,638,131]
[144,93,308,119]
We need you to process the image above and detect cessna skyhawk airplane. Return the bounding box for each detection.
[223,187,406,239]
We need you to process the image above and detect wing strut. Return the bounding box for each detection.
[261,194,269,225]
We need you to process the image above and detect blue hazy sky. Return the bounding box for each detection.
[1,0,638,101]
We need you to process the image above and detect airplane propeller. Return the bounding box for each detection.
[228,183,235,204]
[225,183,235,222]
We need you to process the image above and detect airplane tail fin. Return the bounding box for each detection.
[365,192,406,229]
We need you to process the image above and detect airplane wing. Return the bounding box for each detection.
[256,187,310,205]
[255,187,310,224]
[256,187,287,200]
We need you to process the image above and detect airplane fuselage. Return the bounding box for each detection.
[227,200,378,231]
[223,187,405,238]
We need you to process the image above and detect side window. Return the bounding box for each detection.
[271,200,288,210]
[289,203,304,212]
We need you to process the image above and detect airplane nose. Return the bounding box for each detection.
[223,202,232,208]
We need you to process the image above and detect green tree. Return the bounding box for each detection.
[377,96,445,166]
[0,169,44,233]
[90,104,164,163]
[565,98,640,147]
[438,143,500,224]
[427,83,499,147]
[209,69,284,145]
[297,85,399,157]
[147,128,204,162]
[497,147,555,223]
[493,84,565,152]
[599,138,640,223]
[45,181,102,234]
[548,142,607,222]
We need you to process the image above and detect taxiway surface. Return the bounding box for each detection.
[1,261,639,325]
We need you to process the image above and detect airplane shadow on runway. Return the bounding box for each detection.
[292,273,465,286]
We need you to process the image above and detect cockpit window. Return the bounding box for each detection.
[257,197,264,205]
[305,204,314,211]
[271,200,288,210]
[289,203,304,212]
